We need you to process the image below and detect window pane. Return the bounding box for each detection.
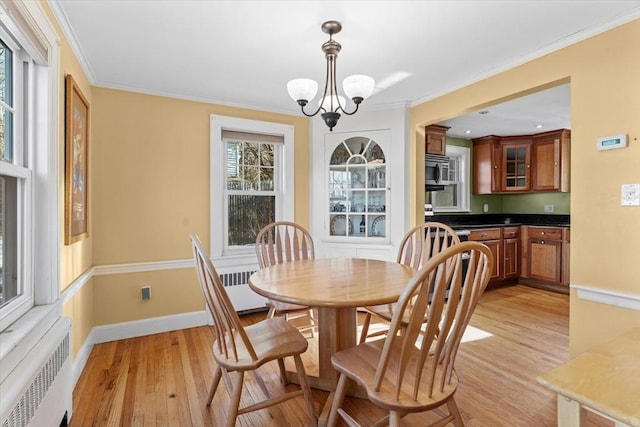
[0,175,18,307]
[227,195,275,246]
[0,40,13,162]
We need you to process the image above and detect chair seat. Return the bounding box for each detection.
[331,340,458,413]
[364,303,428,326]
[267,299,310,314]
[213,317,309,371]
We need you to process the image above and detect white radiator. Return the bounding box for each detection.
[219,270,267,313]
[0,317,72,427]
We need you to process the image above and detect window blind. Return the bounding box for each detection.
[222,130,284,144]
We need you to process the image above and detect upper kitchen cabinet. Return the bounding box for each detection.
[472,135,501,194]
[532,129,571,192]
[472,129,570,194]
[425,124,450,155]
[500,136,532,192]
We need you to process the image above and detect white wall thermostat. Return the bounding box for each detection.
[597,134,627,151]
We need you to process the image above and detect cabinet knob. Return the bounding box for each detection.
[541,240,545,244]
[541,231,545,235]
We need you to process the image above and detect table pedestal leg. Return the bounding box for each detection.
[318,307,356,387]
[317,307,357,427]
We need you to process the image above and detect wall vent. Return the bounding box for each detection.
[1,333,70,427]
[219,270,256,287]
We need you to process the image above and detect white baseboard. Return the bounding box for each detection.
[72,328,96,387]
[71,310,208,388]
[93,310,209,344]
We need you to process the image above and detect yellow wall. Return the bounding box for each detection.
[90,88,310,324]
[411,19,640,356]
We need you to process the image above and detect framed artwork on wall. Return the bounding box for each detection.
[64,74,90,244]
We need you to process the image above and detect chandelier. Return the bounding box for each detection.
[287,21,375,131]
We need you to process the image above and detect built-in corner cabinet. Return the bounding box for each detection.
[326,132,390,242]
[472,129,570,194]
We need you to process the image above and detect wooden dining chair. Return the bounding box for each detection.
[190,234,316,427]
[359,222,460,343]
[327,241,494,427]
[255,221,317,337]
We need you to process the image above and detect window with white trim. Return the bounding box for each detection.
[430,145,470,212]
[0,1,59,330]
[210,116,294,261]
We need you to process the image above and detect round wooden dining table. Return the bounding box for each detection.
[248,257,416,400]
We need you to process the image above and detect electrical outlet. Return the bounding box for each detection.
[544,204,554,213]
[141,285,151,300]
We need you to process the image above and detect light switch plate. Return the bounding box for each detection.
[621,183,640,206]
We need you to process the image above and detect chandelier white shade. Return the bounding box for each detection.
[287,79,318,104]
[287,21,375,131]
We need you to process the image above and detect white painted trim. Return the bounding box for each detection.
[92,259,193,276]
[92,310,208,345]
[61,267,94,304]
[71,327,95,387]
[46,0,96,83]
[62,257,260,308]
[571,284,640,311]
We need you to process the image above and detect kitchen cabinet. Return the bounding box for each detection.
[472,129,570,194]
[468,226,520,286]
[425,124,450,155]
[468,228,501,282]
[503,226,520,279]
[501,139,531,192]
[532,129,571,192]
[520,226,569,293]
[472,136,501,194]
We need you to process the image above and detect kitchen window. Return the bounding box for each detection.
[210,115,294,261]
[430,145,470,212]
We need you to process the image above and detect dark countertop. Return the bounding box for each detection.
[427,213,570,229]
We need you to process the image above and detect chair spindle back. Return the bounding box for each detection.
[256,221,315,268]
[397,222,460,269]
[374,241,493,401]
[190,234,257,362]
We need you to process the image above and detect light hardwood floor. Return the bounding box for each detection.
[71,285,612,426]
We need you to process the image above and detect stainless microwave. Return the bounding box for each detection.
[425,154,452,189]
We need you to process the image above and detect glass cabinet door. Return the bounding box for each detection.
[328,136,387,239]
[502,143,531,191]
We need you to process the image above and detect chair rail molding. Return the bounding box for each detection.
[571,284,640,311]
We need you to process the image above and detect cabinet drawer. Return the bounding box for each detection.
[468,228,502,241]
[528,227,562,240]
[503,226,520,239]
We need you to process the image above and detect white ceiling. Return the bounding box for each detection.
[51,1,640,136]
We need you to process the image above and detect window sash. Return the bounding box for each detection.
[223,138,279,250]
